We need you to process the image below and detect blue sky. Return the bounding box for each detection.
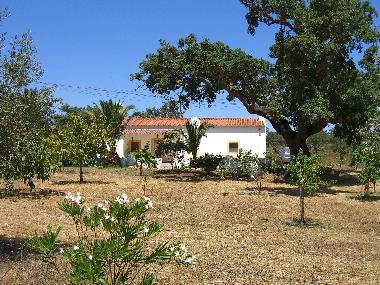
[2,0,380,124]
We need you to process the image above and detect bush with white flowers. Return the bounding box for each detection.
[27,192,195,285]
[218,149,261,179]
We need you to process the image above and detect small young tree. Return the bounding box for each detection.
[184,117,208,163]
[51,114,107,183]
[28,192,195,285]
[155,131,188,170]
[332,137,350,169]
[287,151,328,224]
[133,144,157,176]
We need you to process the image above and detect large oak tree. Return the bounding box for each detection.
[133,0,380,155]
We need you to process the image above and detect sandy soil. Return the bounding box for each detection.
[0,167,379,285]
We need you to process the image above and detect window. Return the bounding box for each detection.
[128,140,141,152]
[228,141,240,154]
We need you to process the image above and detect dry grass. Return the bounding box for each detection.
[0,167,379,285]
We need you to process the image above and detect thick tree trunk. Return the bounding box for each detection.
[299,185,305,224]
[107,148,121,166]
[79,161,84,183]
[288,140,310,156]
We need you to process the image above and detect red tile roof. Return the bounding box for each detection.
[123,129,171,135]
[122,117,265,129]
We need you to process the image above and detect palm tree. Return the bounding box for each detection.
[184,117,209,163]
[93,100,134,164]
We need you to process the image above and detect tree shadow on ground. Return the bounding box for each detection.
[348,194,380,202]
[0,235,31,262]
[0,188,65,200]
[322,168,359,187]
[0,235,71,263]
[244,184,353,197]
[153,169,220,183]
[51,180,114,186]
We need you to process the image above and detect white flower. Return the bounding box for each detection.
[170,243,195,265]
[189,117,201,127]
[73,245,79,251]
[143,196,153,209]
[110,217,116,222]
[179,243,187,253]
[88,255,93,260]
[184,255,196,265]
[115,193,129,205]
[97,203,107,211]
[59,248,64,254]
[64,192,82,205]
[143,227,149,234]
[64,192,72,200]
[104,214,110,220]
[86,207,91,213]
[146,201,153,209]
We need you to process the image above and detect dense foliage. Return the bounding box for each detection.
[352,113,380,193]
[133,0,380,155]
[196,153,223,173]
[49,114,108,183]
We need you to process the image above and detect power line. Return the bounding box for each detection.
[35,81,243,110]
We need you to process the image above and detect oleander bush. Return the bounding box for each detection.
[27,192,195,285]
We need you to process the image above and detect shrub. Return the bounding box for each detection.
[27,192,195,285]
[215,164,231,180]
[218,149,260,179]
[197,153,223,173]
[261,153,284,174]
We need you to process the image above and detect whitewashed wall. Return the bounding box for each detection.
[117,126,266,158]
[196,126,266,158]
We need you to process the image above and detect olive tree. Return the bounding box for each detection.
[0,8,57,191]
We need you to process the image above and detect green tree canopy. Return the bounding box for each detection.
[50,114,107,183]
[133,0,380,155]
[131,100,184,118]
[352,112,380,193]
[0,7,57,191]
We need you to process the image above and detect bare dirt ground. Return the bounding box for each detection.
[0,167,379,285]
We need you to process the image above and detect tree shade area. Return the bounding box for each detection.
[133,0,380,155]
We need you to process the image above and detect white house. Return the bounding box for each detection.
[116,117,266,165]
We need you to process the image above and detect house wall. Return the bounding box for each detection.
[116,134,165,157]
[117,126,266,158]
[197,126,266,158]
